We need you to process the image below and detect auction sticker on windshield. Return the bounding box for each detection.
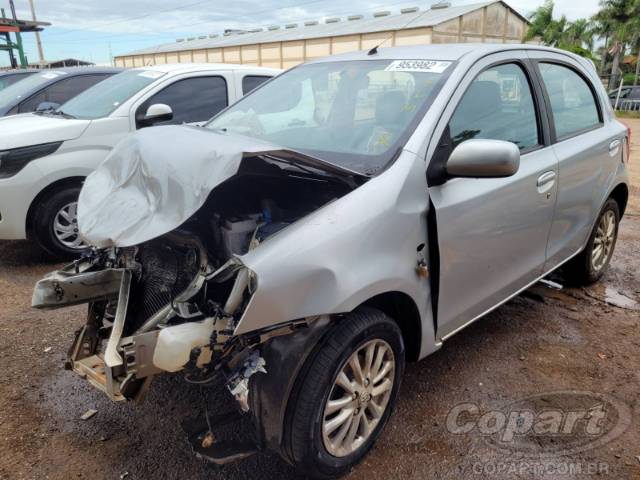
[385,60,452,73]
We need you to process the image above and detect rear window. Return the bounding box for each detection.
[538,63,601,139]
[242,75,271,95]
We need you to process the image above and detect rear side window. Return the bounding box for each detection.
[137,76,227,126]
[242,75,271,95]
[449,63,539,151]
[538,63,601,139]
[18,74,110,112]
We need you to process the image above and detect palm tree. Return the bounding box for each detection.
[592,9,616,74]
[598,0,638,87]
[525,0,566,46]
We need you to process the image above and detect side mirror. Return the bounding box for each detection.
[140,103,173,126]
[36,101,60,112]
[446,139,520,178]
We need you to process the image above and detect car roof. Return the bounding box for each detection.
[307,43,587,65]
[0,69,40,76]
[128,63,281,75]
[34,66,123,75]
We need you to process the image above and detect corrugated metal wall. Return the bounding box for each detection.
[115,3,526,68]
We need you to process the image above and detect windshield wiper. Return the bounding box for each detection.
[50,110,76,119]
[38,109,76,119]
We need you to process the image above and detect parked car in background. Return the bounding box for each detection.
[608,85,640,107]
[0,63,279,256]
[0,67,122,116]
[0,69,38,91]
[31,44,629,477]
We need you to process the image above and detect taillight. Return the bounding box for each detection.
[627,124,632,162]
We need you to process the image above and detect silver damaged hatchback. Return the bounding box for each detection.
[32,44,630,477]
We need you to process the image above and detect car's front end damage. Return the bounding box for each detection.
[32,125,365,404]
[32,117,433,466]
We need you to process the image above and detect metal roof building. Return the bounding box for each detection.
[115,1,529,69]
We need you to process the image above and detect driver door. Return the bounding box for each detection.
[428,53,558,340]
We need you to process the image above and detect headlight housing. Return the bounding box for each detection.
[0,141,62,179]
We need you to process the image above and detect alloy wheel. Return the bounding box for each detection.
[591,210,616,272]
[322,339,395,457]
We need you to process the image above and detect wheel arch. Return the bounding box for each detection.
[357,291,422,362]
[609,182,628,218]
[25,176,85,239]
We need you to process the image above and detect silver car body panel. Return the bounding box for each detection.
[67,44,628,367]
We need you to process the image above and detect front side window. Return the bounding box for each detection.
[59,70,165,120]
[449,63,539,151]
[208,60,453,175]
[538,62,601,139]
[137,76,228,126]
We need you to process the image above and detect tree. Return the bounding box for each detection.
[525,1,595,60]
[525,0,567,46]
[597,0,639,87]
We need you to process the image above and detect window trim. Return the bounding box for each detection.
[532,59,604,144]
[135,74,228,129]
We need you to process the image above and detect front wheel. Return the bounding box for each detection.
[31,186,88,259]
[563,198,620,286]
[283,307,405,478]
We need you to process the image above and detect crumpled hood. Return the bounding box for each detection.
[0,113,90,150]
[78,125,280,248]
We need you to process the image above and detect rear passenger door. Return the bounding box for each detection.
[428,52,558,340]
[135,74,229,128]
[528,52,621,270]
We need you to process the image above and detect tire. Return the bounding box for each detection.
[283,307,405,478]
[563,198,620,286]
[31,186,88,259]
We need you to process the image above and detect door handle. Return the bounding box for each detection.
[609,139,621,156]
[537,171,556,187]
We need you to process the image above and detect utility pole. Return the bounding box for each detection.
[8,0,27,68]
[28,0,44,65]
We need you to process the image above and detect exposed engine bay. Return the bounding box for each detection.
[32,149,361,409]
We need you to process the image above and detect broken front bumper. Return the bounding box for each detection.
[34,267,162,401]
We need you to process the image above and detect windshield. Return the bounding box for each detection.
[0,71,65,107]
[58,70,166,120]
[207,59,453,175]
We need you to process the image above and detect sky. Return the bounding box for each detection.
[1,0,602,67]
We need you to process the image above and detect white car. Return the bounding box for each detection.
[0,63,280,257]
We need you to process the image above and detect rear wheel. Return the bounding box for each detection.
[32,186,88,259]
[283,307,405,478]
[563,198,620,286]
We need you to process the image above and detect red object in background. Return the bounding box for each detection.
[619,120,632,162]
[0,25,20,33]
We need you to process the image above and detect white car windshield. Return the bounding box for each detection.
[0,71,66,107]
[57,70,166,120]
[207,59,453,175]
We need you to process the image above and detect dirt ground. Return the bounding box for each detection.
[1,119,639,480]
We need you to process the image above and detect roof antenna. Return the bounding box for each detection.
[367,6,431,55]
